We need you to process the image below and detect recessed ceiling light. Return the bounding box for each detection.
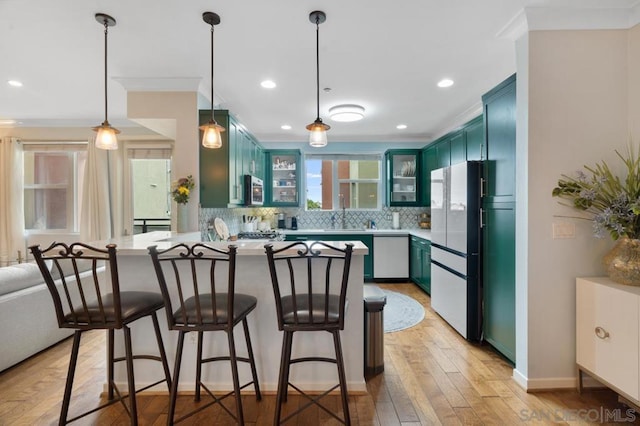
[437,78,454,88]
[7,80,23,87]
[329,104,365,122]
[281,124,292,130]
[261,80,276,89]
[0,119,17,125]
[396,124,407,130]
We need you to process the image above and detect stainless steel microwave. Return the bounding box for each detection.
[244,175,264,206]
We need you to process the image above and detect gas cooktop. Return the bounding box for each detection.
[237,231,281,240]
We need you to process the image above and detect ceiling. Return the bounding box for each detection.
[1,0,638,144]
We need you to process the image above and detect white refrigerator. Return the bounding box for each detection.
[430,161,483,341]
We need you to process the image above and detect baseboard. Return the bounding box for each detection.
[512,369,603,391]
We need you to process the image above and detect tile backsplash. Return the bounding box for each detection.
[200,206,429,238]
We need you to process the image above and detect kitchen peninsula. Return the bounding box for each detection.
[95,231,369,394]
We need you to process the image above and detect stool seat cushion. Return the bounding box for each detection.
[172,293,257,325]
[281,294,343,324]
[63,291,164,325]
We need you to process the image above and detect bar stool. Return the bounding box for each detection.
[29,242,172,426]
[148,243,261,425]
[264,241,354,425]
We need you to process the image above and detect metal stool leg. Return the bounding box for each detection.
[107,329,115,400]
[227,330,244,425]
[332,330,351,425]
[281,331,294,403]
[123,325,138,426]
[60,331,82,426]
[242,318,262,400]
[151,312,172,392]
[168,331,185,426]
[195,331,203,402]
[274,331,291,424]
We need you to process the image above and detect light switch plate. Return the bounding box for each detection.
[552,222,576,239]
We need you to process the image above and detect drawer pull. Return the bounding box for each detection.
[595,326,610,339]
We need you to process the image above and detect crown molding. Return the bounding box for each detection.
[524,0,640,30]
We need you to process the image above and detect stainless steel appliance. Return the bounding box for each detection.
[430,161,483,341]
[244,175,264,206]
[277,213,286,229]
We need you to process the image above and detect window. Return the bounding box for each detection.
[23,145,87,232]
[305,154,381,210]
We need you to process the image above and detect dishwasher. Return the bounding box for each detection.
[373,235,409,279]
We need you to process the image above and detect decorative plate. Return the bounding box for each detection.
[214,217,230,241]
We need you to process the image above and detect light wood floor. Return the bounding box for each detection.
[0,283,632,425]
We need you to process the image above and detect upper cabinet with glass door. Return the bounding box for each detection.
[386,149,421,206]
[265,150,301,207]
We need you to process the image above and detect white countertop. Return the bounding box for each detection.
[94,231,370,256]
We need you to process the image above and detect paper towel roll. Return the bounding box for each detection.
[392,212,400,229]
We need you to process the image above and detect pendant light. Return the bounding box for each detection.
[199,12,225,149]
[306,11,330,148]
[93,13,120,150]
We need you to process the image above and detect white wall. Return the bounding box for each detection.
[127,91,199,232]
[521,28,631,388]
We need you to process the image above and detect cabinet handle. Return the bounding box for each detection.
[595,326,610,339]
[480,177,485,198]
[479,207,485,228]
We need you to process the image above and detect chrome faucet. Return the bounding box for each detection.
[339,193,346,229]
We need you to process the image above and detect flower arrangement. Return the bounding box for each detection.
[172,175,195,205]
[552,148,640,240]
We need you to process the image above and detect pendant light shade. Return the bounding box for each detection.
[306,11,329,148]
[200,12,225,149]
[93,13,119,150]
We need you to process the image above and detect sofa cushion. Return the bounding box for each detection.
[0,263,46,296]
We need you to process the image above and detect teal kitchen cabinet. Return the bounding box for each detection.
[385,149,421,207]
[420,146,438,207]
[199,110,247,207]
[464,115,484,161]
[410,236,431,294]
[199,110,263,207]
[265,150,301,207]
[449,131,466,165]
[481,73,516,363]
[285,233,374,281]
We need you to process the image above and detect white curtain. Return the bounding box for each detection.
[80,138,112,242]
[0,137,25,266]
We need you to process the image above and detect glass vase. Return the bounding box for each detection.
[603,237,640,286]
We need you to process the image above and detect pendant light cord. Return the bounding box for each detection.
[315,16,320,121]
[103,21,109,124]
[210,23,215,122]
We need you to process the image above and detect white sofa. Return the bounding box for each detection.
[0,262,76,372]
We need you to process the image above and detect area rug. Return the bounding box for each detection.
[382,289,425,333]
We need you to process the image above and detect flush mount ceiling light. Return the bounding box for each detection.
[306,10,330,148]
[396,124,407,130]
[92,13,120,150]
[281,124,292,130]
[199,12,225,149]
[437,78,454,88]
[329,104,365,122]
[0,119,17,125]
[7,80,23,87]
[261,80,276,89]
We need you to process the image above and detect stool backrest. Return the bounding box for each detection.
[148,243,237,330]
[264,241,353,331]
[29,242,118,329]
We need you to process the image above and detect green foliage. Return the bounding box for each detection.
[307,198,321,210]
[552,148,640,240]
